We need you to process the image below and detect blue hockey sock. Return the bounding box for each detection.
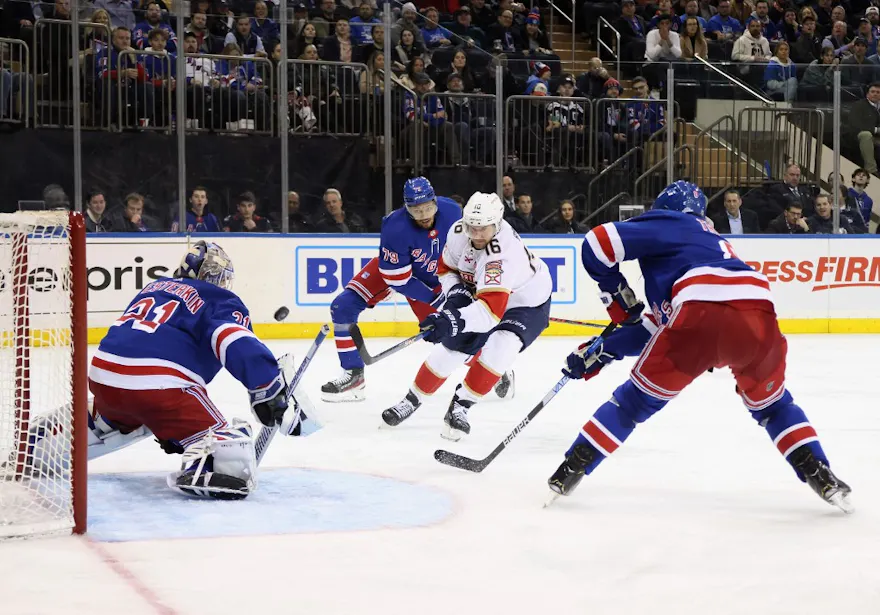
[330,289,368,370]
[333,324,364,370]
[749,390,828,480]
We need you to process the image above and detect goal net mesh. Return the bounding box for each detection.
[0,211,75,539]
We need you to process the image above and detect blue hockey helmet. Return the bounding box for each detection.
[176,240,235,290]
[403,177,438,222]
[653,181,707,217]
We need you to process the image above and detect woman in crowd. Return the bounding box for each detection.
[359,51,386,95]
[294,44,341,130]
[251,1,280,49]
[763,40,798,102]
[546,200,588,234]
[397,56,428,89]
[681,17,708,60]
[393,29,427,74]
[778,8,800,43]
[294,22,320,59]
[800,45,836,100]
[440,49,478,92]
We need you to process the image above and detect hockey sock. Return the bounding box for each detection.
[412,344,469,400]
[333,324,365,370]
[460,331,522,401]
[749,391,828,481]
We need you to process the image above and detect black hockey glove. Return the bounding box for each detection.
[419,308,465,343]
[443,283,475,310]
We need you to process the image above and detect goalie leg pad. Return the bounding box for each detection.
[167,419,257,499]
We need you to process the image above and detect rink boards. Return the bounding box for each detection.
[51,233,880,340]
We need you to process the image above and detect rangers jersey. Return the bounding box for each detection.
[583,210,772,325]
[90,278,279,392]
[438,219,553,333]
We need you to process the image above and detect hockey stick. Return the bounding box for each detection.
[550,317,607,329]
[434,322,618,473]
[255,323,330,465]
[348,323,432,365]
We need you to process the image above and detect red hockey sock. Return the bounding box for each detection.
[463,359,501,398]
[413,362,447,396]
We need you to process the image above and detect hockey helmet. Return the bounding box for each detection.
[403,177,438,222]
[176,240,235,290]
[462,192,504,241]
[653,180,707,218]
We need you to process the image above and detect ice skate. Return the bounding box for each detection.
[441,386,473,441]
[494,371,515,400]
[790,446,854,513]
[321,368,365,402]
[381,391,421,427]
[547,443,598,499]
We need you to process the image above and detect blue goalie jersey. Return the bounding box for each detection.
[582,210,773,324]
[90,278,279,392]
[377,197,462,303]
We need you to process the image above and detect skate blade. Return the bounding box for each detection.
[321,389,366,403]
[829,491,855,514]
[440,424,464,442]
[543,490,561,508]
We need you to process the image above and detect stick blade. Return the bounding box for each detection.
[434,449,487,473]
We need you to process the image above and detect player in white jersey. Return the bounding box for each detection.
[382,192,553,440]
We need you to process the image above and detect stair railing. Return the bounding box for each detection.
[547,0,576,65]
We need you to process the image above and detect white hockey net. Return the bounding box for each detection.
[0,211,81,539]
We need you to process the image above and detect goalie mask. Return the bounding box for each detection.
[176,240,235,290]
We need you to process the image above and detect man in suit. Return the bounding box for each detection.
[850,82,880,174]
[711,189,760,234]
[768,163,816,216]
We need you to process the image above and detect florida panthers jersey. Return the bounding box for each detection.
[90,278,279,392]
[439,219,553,333]
[377,197,462,303]
[583,210,772,324]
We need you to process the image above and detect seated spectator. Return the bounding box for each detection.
[498,0,529,29]
[617,0,648,62]
[769,162,815,215]
[314,188,367,232]
[142,28,176,126]
[505,194,545,233]
[855,18,878,58]
[445,73,496,165]
[293,44,340,130]
[522,10,553,56]
[696,0,716,22]
[799,6,818,29]
[525,62,552,95]
[813,0,832,35]
[421,7,454,50]
[94,0,136,30]
[706,0,743,42]
[648,0,681,33]
[777,9,799,44]
[225,14,267,57]
[392,2,425,47]
[171,186,221,232]
[184,12,212,54]
[0,0,35,41]
[350,1,381,46]
[359,51,385,95]
[182,32,221,129]
[98,26,155,126]
[745,0,777,41]
[0,65,34,123]
[791,16,822,64]
[597,78,628,164]
[807,194,854,234]
[836,184,869,234]
[250,2,279,49]
[439,50,478,92]
[849,83,880,175]
[644,14,681,90]
[397,57,428,88]
[134,2,177,52]
[84,189,113,232]
[830,6,851,39]
[867,7,880,37]
[448,7,485,49]
[849,168,874,226]
[766,200,809,233]
[322,18,358,62]
[823,21,852,59]
[360,24,385,59]
[287,191,313,232]
[842,37,877,90]
[500,175,516,213]
[680,16,709,60]
[800,45,836,99]
[710,189,759,234]
[544,74,587,167]
[468,0,496,34]
[294,23,321,58]
[679,0,708,30]
[401,72,460,164]
[224,191,274,232]
[763,40,797,101]
[217,43,270,131]
[111,193,160,231]
[626,76,667,144]
[393,29,428,71]
[487,9,524,54]
[546,199,587,233]
[732,19,770,82]
[311,0,349,39]
[576,57,611,98]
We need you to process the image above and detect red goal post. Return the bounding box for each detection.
[0,211,87,538]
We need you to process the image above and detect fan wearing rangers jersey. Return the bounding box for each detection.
[86,241,305,500]
[548,181,852,512]
[322,177,464,401]
[382,192,553,441]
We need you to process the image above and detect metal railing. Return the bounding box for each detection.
[505,95,594,171]
[114,49,173,132]
[694,56,775,106]
[422,92,497,168]
[583,191,633,226]
[586,146,643,212]
[735,107,824,186]
[633,144,696,204]
[596,17,621,84]
[546,0,576,65]
[691,114,737,202]
[285,59,368,137]
[0,37,31,126]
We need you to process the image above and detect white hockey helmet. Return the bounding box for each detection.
[462,192,504,240]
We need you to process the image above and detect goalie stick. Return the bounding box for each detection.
[348,323,432,365]
[434,322,617,473]
[255,324,330,464]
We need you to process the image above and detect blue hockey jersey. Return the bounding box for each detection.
[582,210,773,325]
[377,197,462,303]
[90,278,279,393]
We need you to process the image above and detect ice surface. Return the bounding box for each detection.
[2,335,879,615]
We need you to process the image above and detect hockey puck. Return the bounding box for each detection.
[274,306,290,322]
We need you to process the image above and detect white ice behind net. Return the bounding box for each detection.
[0,211,75,539]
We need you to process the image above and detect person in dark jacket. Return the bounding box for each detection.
[791,16,823,63]
[223,191,274,232]
[836,184,869,233]
[287,191,314,232]
[111,193,161,232]
[504,194,545,233]
[84,189,113,233]
[768,163,816,215]
[766,200,809,233]
[850,82,880,174]
[313,188,368,233]
[710,189,760,234]
[616,0,648,62]
[546,199,588,233]
[806,194,855,234]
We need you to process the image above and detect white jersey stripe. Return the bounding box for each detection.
[378,264,412,276]
[92,350,207,386]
